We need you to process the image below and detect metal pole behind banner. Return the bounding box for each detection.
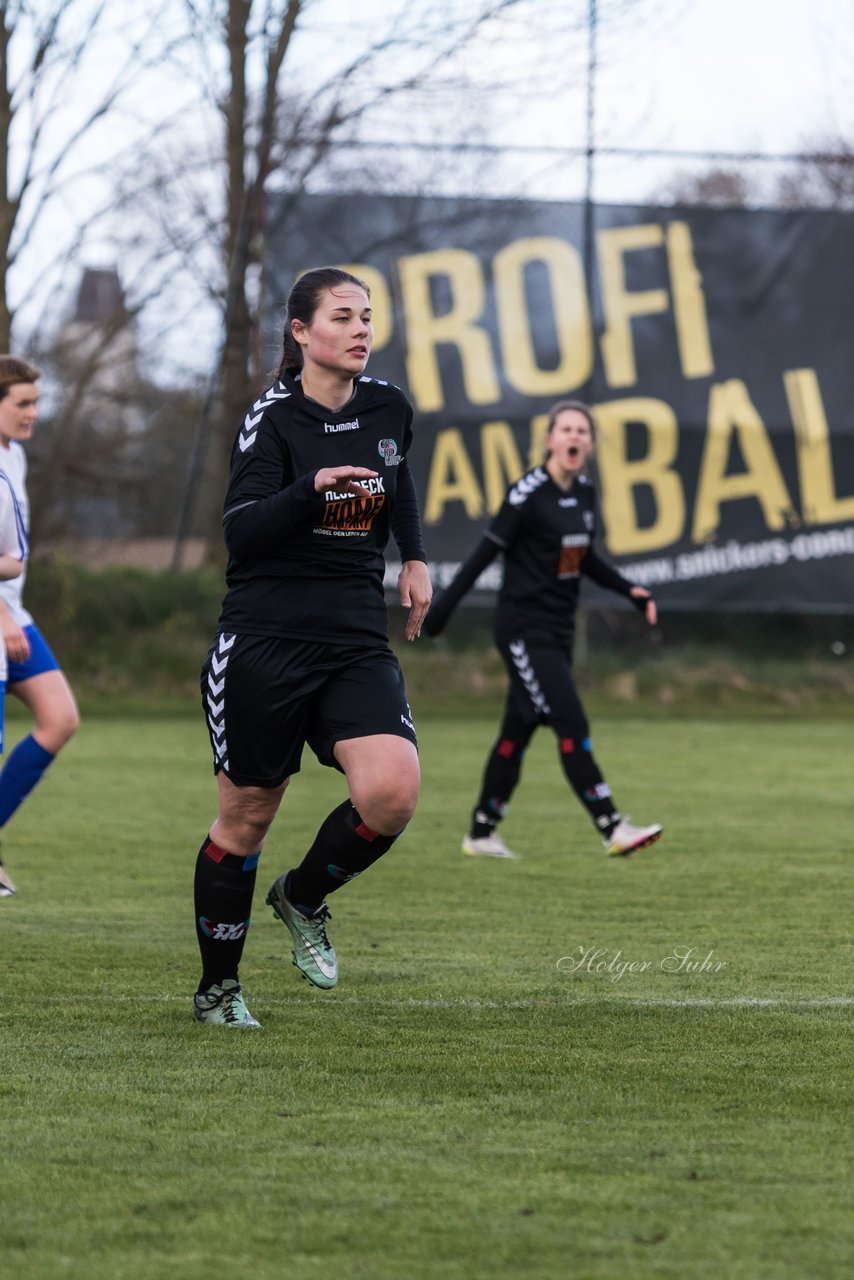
[582,0,598,403]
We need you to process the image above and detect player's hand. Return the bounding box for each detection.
[399,560,433,641]
[630,586,657,626]
[313,466,378,496]
[1,618,30,663]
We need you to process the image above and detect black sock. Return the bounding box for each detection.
[557,736,620,836]
[470,734,524,837]
[194,836,259,992]
[286,800,402,910]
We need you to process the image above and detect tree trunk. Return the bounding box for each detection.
[0,15,15,351]
[201,0,254,563]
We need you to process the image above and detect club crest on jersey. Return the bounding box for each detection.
[378,438,401,466]
[583,510,595,530]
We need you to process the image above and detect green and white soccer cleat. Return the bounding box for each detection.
[193,979,261,1026]
[266,875,338,989]
[604,818,663,858]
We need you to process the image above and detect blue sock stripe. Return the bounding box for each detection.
[242,853,261,872]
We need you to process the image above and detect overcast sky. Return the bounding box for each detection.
[593,0,852,196]
[10,0,854,370]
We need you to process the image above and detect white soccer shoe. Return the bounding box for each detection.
[462,832,520,860]
[0,860,16,897]
[604,818,663,858]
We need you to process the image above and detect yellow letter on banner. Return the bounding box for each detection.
[598,225,668,388]
[398,249,500,413]
[665,223,714,380]
[493,237,593,395]
[424,428,484,525]
[481,421,524,513]
[784,367,854,525]
[594,398,685,554]
[693,380,793,541]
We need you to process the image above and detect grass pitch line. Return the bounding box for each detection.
[5,993,853,1009]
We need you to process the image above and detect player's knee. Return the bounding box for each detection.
[60,704,81,744]
[38,705,80,752]
[222,779,287,850]
[356,779,419,836]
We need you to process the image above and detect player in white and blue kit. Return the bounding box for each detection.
[0,357,80,897]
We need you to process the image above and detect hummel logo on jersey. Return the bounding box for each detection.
[558,496,578,507]
[324,418,360,434]
[238,381,290,453]
[508,467,548,507]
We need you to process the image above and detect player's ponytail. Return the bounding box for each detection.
[275,267,370,379]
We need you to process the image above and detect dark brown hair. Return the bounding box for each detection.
[0,355,41,400]
[275,267,370,378]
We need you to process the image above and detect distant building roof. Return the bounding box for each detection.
[73,268,127,323]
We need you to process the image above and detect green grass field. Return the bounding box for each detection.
[1,712,851,1279]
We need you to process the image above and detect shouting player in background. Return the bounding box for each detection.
[425,400,662,862]
[194,267,432,1026]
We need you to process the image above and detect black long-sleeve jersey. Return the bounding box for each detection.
[217,370,426,646]
[427,465,636,645]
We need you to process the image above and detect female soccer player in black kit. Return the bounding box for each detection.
[425,400,662,862]
[193,267,432,1026]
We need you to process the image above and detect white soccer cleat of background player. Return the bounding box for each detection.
[604,818,663,857]
[462,832,520,860]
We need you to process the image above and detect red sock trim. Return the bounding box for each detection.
[560,738,575,754]
[354,821,379,842]
[204,838,230,863]
[497,738,516,759]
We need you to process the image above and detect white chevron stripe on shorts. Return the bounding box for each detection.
[508,638,551,715]
[206,633,235,772]
[238,381,291,453]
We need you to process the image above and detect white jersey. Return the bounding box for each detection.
[0,440,33,634]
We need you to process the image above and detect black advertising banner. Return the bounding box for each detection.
[265,194,854,612]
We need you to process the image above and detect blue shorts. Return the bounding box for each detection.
[7,624,61,686]
[0,677,4,753]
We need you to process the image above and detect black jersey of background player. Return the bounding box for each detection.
[217,370,424,645]
[487,465,600,644]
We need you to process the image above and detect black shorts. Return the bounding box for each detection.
[201,633,417,788]
[496,634,589,740]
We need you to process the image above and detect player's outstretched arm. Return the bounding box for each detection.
[423,535,500,637]
[629,586,657,626]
